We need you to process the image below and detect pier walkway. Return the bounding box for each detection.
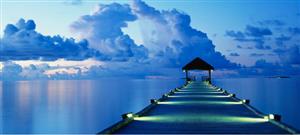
[100,81,297,134]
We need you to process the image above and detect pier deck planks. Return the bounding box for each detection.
[101,81,295,134]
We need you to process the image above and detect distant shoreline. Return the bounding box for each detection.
[267,76,290,79]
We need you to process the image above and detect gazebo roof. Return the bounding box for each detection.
[182,57,214,71]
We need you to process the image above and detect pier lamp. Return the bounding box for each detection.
[162,94,168,98]
[264,114,281,121]
[150,99,158,104]
[169,91,174,95]
[170,89,176,93]
[229,94,235,97]
[241,99,250,104]
[169,90,175,95]
[122,112,135,119]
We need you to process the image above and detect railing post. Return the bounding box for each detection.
[185,70,189,84]
[208,70,212,84]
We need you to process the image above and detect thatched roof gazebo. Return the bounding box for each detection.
[182,57,214,83]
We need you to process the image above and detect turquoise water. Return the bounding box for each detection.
[1,78,299,133]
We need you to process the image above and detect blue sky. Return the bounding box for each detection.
[1,0,300,80]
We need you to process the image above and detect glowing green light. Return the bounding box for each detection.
[228,94,235,97]
[134,114,267,123]
[264,114,280,121]
[229,116,268,123]
[168,95,230,98]
[179,89,218,92]
[127,113,133,118]
[134,116,161,121]
[175,91,223,94]
[241,99,250,104]
[157,101,242,105]
[150,99,158,104]
[122,112,136,119]
[162,94,169,98]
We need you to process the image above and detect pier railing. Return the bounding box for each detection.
[99,81,298,134]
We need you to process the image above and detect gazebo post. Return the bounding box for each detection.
[208,70,211,84]
[185,70,189,82]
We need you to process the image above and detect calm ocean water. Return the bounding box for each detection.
[213,77,300,131]
[0,79,184,133]
[1,77,299,133]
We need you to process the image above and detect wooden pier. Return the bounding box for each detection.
[99,81,298,134]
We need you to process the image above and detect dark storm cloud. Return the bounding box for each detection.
[5,0,300,80]
[0,19,101,61]
[288,27,300,35]
[237,45,242,49]
[258,19,285,26]
[252,59,299,76]
[252,39,271,50]
[253,59,279,69]
[237,59,300,77]
[274,45,300,65]
[250,53,265,57]
[236,45,253,50]
[245,25,272,37]
[229,53,240,57]
[225,31,246,41]
[275,35,291,46]
[225,18,300,76]
[226,25,273,50]
[1,1,238,73]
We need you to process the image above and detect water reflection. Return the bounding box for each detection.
[2,78,299,133]
[0,81,2,132]
[213,77,300,131]
[1,79,183,133]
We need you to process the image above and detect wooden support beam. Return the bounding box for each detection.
[208,70,212,84]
